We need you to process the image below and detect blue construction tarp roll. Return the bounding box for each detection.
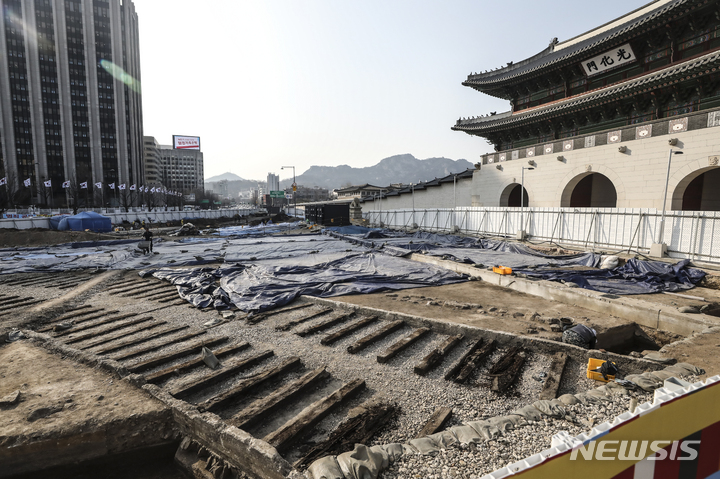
[57,211,112,232]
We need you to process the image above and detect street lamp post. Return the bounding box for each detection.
[281,166,296,219]
[656,149,684,252]
[520,167,534,239]
[453,174,457,229]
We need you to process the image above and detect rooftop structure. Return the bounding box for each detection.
[450,0,720,211]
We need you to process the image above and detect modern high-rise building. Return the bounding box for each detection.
[0,0,143,206]
[267,172,279,193]
[142,136,161,186]
[158,143,204,194]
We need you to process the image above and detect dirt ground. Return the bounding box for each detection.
[0,341,167,439]
[338,281,658,342]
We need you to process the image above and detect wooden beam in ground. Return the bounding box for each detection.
[0,296,29,307]
[263,379,366,451]
[77,320,166,350]
[117,284,171,297]
[123,335,227,371]
[454,339,497,384]
[104,281,149,294]
[111,330,209,362]
[296,312,354,337]
[320,316,378,346]
[0,298,44,314]
[7,276,56,286]
[107,278,141,288]
[37,306,97,330]
[489,348,527,393]
[89,324,190,356]
[145,341,251,383]
[415,406,453,438]
[347,320,404,354]
[135,289,177,300]
[377,327,430,363]
[275,308,333,331]
[199,357,302,412]
[51,311,131,336]
[59,313,143,341]
[414,335,463,376]
[169,349,273,399]
[230,367,330,431]
[2,276,46,286]
[538,352,568,400]
[246,303,314,325]
[294,401,396,470]
[56,279,90,290]
[443,338,485,381]
[158,296,187,304]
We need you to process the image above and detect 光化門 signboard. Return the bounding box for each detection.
[173,135,201,150]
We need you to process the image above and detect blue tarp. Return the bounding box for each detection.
[48,215,70,230]
[57,211,112,232]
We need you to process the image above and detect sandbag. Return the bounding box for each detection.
[600,255,619,269]
[651,370,675,380]
[511,404,543,422]
[449,425,483,444]
[664,363,705,376]
[532,400,566,418]
[558,394,580,405]
[487,414,526,430]
[624,374,663,392]
[337,444,388,479]
[604,381,628,395]
[427,430,458,448]
[466,421,501,440]
[380,443,407,463]
[408,437,441,456]
[307,456,344,479]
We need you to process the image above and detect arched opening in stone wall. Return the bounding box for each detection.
[499,183,529,207]
[561,173,617,207]
[672,167,720,211]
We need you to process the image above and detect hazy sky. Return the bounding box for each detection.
[133,0,648,182]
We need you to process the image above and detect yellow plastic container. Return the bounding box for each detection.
[493,266,513,275]
[587,358,616,382]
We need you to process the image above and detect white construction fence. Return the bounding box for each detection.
[0,207,263,230]
[364,207,720,264]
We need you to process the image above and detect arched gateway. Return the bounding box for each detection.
[561,173,617,208]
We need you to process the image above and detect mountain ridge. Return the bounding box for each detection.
[205,154,473,195]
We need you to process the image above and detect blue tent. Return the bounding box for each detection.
[48,214,70,230]
[57,211,112,232]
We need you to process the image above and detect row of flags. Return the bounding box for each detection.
[0,177,183,196]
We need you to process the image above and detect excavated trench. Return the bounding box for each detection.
[0,263,704,479]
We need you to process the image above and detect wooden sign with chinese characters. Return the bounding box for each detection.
[581,43,636,77]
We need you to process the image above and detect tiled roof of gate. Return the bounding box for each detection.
[453,49,720,133]
[462,0,697,91]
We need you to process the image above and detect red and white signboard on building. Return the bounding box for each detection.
[173,135,201,150]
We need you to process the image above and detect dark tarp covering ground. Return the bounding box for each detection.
[323,227,706,296]
[141,252,467,312]
[0,225,707,311]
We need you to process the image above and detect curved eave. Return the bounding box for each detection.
[462,0,700,91]
[452,50,720,135]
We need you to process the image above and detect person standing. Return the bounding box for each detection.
[142,226,153,253]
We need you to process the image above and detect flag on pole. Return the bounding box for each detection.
[144,187,148,192]
[119,184,126,190]
[129,184,136,191]
[150,187,155,193]
[24,178,31,187]
[0,177,6,186]
[80,182,88,189]
[94,182,102,188]
[62,180,70,188]
[109,183,115,190]
[43,179,52,187]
